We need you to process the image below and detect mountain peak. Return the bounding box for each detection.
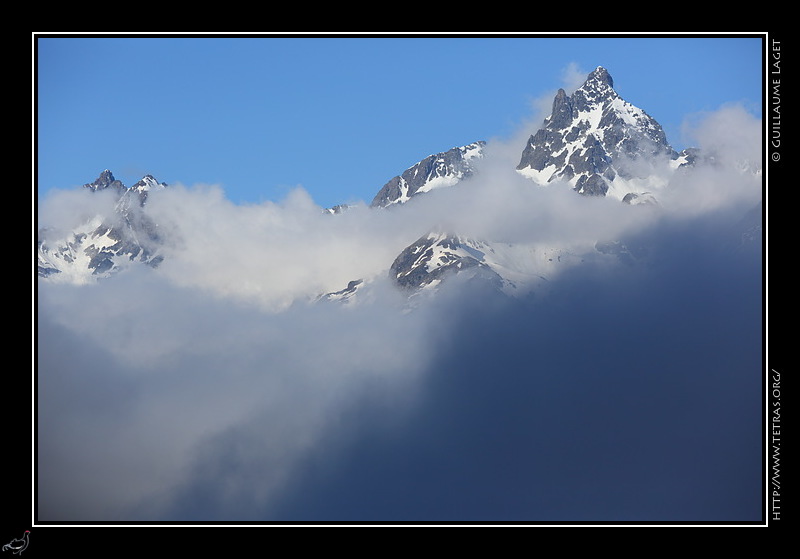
[370,142,485,208]
[585,66,613,89]
[39,170,166,280]
[571,66,617,107]
[516,66,676,198]
[131,174,167,193]
[84,169,125,193]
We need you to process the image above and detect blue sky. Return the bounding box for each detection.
[35,34,763,210]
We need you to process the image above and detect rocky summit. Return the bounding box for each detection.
[516,66,685,199]
[390,232,504,293]
[37,170,167,282]
[370,142,485,208]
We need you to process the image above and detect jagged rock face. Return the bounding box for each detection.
[83,169,126,193]
[37,215,163,281]
[517,66,678,198]
[324,204,355,215]
[37,170,166,281]
[129,174,167,205]
[318,279,364,304]
[370,142,485,208]
[390,232,503,292]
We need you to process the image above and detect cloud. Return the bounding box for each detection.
[681,103,763,168]
[137,183,405,311]
[266,220,763,521]
[659,104,763,217]
[37,186,120,238]
[561,61,589,93]
[37,266,437,520]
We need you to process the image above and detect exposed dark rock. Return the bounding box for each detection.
[38,170,167,279]
[517,66,679,198]
[370,142,484,208]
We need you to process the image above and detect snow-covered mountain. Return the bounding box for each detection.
[370,142,485,208]
[37,66,760,303]
[37,170,167,282]
[516,66,690,201]
[386,231,588,298]
[390,232,505,293]
[350,66,699,298]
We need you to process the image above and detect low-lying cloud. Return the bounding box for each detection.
[38,269,436,520]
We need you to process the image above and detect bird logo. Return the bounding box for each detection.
[2,531,29,555]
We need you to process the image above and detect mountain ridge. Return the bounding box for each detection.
[516,66,684,199]
[37,66,760,304]
[370,142,485,208]
[37,170,166,281]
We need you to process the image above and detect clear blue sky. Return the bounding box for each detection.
[35,34,764,209]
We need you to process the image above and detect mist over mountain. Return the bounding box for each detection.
[36,66,763,523]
